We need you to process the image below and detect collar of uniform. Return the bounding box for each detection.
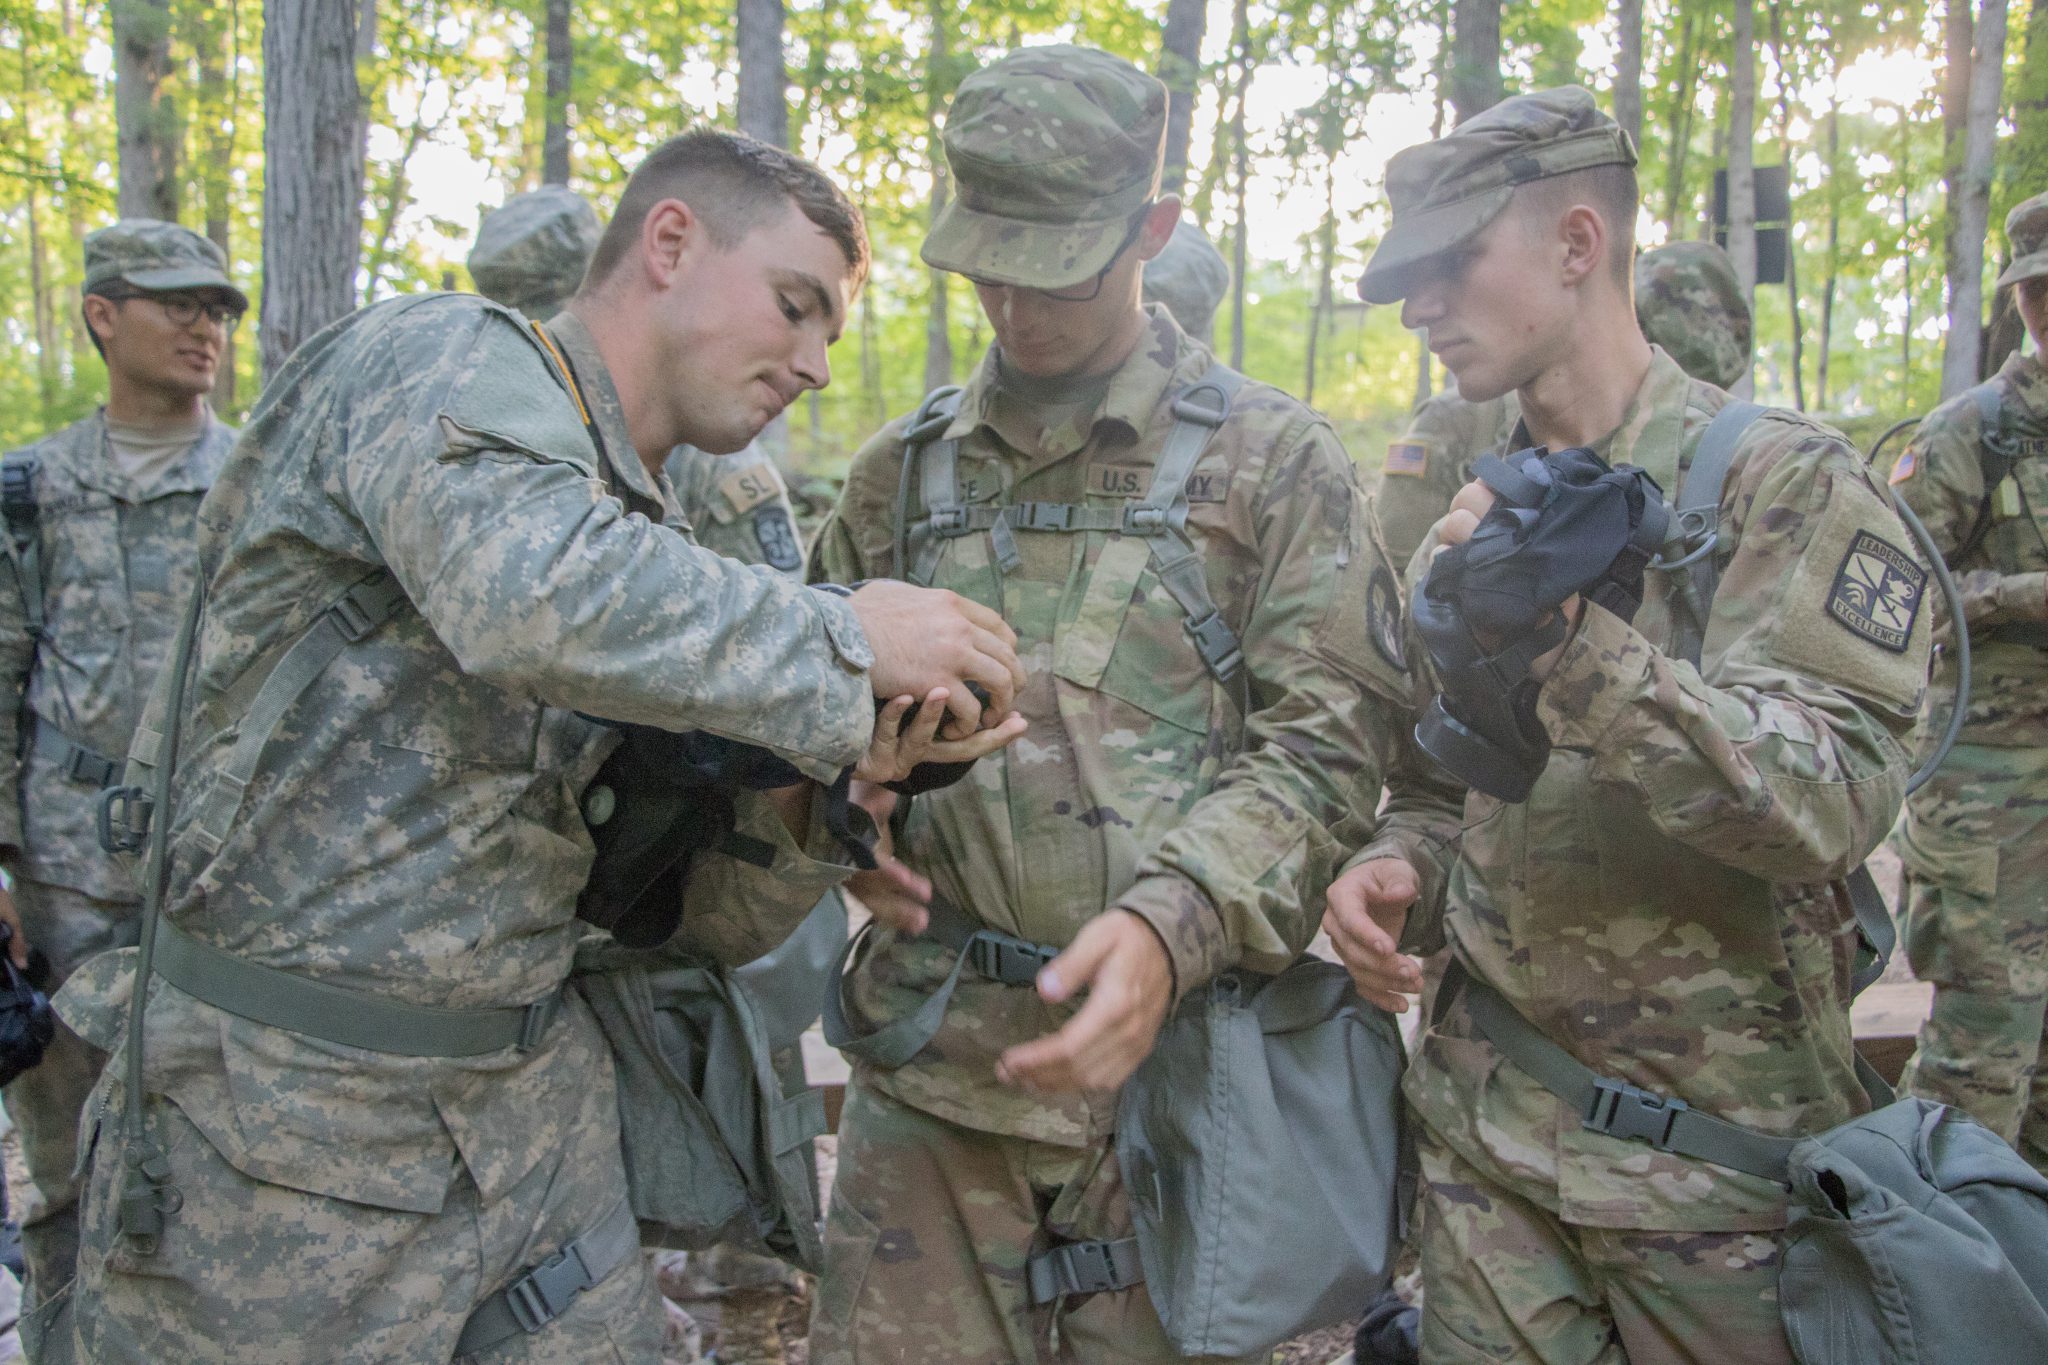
[940,306,1199,467]
[69,406,222,502]
[1998,349,2048,421]
[532,310,665,507]
[1599,346,1692,496]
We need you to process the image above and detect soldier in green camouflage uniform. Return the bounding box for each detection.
[1376,238,1753,571]
[807,47,1419,1364]
[42,130,1026,1362]
[1886,192,2048,1175]
[0,221,246,1304]
[1326,89,1930,1364]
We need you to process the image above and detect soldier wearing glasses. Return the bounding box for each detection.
[0,219,245,1304]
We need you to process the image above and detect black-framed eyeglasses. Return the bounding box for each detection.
[962,209,1151,304]
[102,287,246,332]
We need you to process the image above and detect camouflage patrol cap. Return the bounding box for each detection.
[83,219,246,308]
[1142,219,1229,341]
[1359,86,1637,305]
[468,186,602,318]
[922,45,1167,290]
[1634,240,1752,389]
[1996,192,2048,289]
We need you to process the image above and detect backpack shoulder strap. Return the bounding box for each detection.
[1666,399,1767,669]
[1,455,45,640]
[1951,381,2019,569]
[893,386,966,586]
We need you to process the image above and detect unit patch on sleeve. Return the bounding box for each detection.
[1383,442,1430,478]
[753,506,803,571]
[1826,530,1926,653]
[1367,566,1407,670]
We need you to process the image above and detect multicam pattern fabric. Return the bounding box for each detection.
[1888,350,2048,1172]
[1356,349,1932,1234]
[1141,220,1229,344]
[0,410,233,900]
[51,296,875,1354]
[810,304,1416,1146]
[1634,240,1752,392]
[1997,191,2048,289]
[1374,386,1518,574]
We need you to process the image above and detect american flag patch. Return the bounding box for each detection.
[1888,447,1916,485]
[1384,442,1429,477]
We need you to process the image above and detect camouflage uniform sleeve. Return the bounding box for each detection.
[807,419,914,587]
[1116,423,1410,997]
[0,453,33,859]
[1535,426,1929,883]
[1376,395,1479,571]
[669,788,871,968]
[1891,397,2048,626]
[343,317,875,782]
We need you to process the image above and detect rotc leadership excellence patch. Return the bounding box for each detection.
[1826,530,1925,654]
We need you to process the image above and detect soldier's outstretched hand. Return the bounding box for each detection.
[856,687,1027,785]
[995,909,1173,1094]
[1324,857,1423,1014]
[846,582,1027,734]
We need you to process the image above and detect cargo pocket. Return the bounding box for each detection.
[815,1189,881,1332]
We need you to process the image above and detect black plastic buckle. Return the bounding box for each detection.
[97,785,153,855]
[517,992,560,1053]
[929,506,972,537]
[329,585,386,642]
[65,746,116,788]
[504,1242,596,1335]
[1584,1076,1689,1149]
[1184,613,1245,681]
[967,932,1059,987]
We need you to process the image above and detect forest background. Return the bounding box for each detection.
[0,0,2040,475]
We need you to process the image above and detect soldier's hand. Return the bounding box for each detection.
[855,688,1027,785]
[995,909,1173,1094]
[846,582,1026,734]
[1435,479,1582,682]
[0,882,27,970]
[1323,858,1422,1014]
[842,783,932,936]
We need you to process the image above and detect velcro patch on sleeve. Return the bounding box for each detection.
[752,506,803,572]
[1383,442,1429,478]
[1826,530,1926,654]
[718,462,786,516]
[1887,446,1916,484]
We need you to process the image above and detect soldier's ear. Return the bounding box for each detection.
[1556,205,1607,289]
[1136,198,1181,263]
[82,293,120,349]
[640,198,703,288]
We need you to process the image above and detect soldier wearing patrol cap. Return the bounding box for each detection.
[1378,238,1754,572]
[1141,218,1230,344]
[1325,87,1930,1362]
[1887,190,2048,1177]
[0,219,245,1304]
[807,43,1421,1364]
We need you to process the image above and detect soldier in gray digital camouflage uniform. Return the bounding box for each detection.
[0,220,245,1307]
[1141,218,1229,344]
[1376,238,1753,571]
[41,129,1026,1363]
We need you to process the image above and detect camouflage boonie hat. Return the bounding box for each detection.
[469,186,602,317]
[1997,192,2048,289]
[1635,240,1752,389]
[1143,219,1230,342]
[1359,86,1637,305]
[83,219,246,308]
[923,45,1167,290]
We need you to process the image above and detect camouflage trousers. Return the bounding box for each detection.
[810,1077,1258,1364]
[1415,1121,1795,1365]
[1895,739,2048,1173]
[34,1051,662,1363]
[2,878,138,1305]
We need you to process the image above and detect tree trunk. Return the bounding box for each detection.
[1659,7,1699,235]
[1448,0,1503,124]
[2011,0,2048,205]
[922,0,952,395]
[1725,0,1758,397]
[1227,0,1250,371]
[59,0,94,377]
[1614,0,1644,148]
[113,0,180,220]
[736,0,787,150]
[1158,0,1207,199]
[1941,0,2010,399]
[542,0,573,183]
[1770,0,1805,410]
[260,0,371,381]
[1306,154,1336,404]
[195,0,240,408]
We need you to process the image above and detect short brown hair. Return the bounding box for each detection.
[584,129,869,292]
[1514,164,1639,287]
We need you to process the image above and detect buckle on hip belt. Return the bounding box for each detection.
[967,931,1060,987]
[1584,1076,1689,1149]
[504,1242,598,1335]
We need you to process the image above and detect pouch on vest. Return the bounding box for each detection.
[1778,1098,2048,1364]
[571,938,827,1271]
[1116,958,1410,1357]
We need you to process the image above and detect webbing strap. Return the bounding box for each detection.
[1948,384,2016,571]
[153,915,561,1057]
[1662,400,1764,667]
[455,1197,639,1358]
[1025,1236,1145,1304]
[1,456,44,641]
[28,715,120,789]
[186,571,408,854]
[821,893,1059,1068]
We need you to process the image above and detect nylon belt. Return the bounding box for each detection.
[455,1197,639,1357]
[1026,1236,1145,1304]
[822,892,1061,1068]
[153,916,561,1057]
[29,715,120,789]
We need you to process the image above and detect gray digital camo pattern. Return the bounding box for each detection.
[466,187,601,319]
[663,445,805,576]
[1353,349,1930,1359]
[1888,346,2048,1174]
[50,297,876,1360]
[82,219,245,305]
[1141,219,1229,343]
